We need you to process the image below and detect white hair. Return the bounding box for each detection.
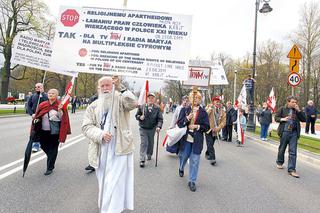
[307,100,313,105]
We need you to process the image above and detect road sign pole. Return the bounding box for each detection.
[292,87,294,96]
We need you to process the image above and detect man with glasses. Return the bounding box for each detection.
[27,83,48,152]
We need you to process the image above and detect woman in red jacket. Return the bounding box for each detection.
[33,89,71,176]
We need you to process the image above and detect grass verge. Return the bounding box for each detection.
[254,126,320,155]
[0,108,26,115]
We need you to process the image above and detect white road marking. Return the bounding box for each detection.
[0,135,86,181]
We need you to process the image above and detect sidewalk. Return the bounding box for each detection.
[256,120,320,140]
[246,132,320,168]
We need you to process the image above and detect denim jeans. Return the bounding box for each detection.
[276,131,298,172]
[260,124,270,139]
[179,141,201,183]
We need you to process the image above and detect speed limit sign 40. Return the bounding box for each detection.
[288,73,302,87]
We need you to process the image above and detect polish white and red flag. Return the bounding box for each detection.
[234,85,247,110]
[138,80,149,106]
[235,85,247,144]
[61,76,76,110]
[267,87,276,112]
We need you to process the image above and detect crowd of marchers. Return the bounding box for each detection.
[23,76,317,212]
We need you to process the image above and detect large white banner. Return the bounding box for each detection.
[51,6,192,80]
[183,66,210,87]
[209,61,228,85]
[11,33,78,77]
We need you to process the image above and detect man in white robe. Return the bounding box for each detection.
[82,76,137,213]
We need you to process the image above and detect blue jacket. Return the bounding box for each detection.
[177,106,210,155]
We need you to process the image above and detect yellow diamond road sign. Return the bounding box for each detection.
[287,44,302,59]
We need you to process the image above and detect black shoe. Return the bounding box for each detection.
[210,160,216,166]
[188,182,196,192]
[179,169,184,177]
[44,170,53,176]
[227,139,232,142]
[140,161,145,168]
[85,165,95,171]
[147,155,151,161]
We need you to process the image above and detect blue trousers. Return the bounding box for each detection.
[179,141,201,183]
[260,124,270,139]
[276,131,298,172]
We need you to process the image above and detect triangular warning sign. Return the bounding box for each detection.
[287,44,302,59]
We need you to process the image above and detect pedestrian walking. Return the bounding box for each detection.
[275,95,306,178]
[82,76,137,212]
[169,95,189,129]
[257,102,273,141]
[204,96,226,165]
[177,91,209,192]
[136,93,163,167]
[71,96,78,113]
[27,83,48,152]
[32,89,71,175]
[224,101,236,142]
[305,100,318,134]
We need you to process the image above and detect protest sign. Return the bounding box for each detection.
[209,61,228,85]
[11,33,78,77]
[51,6,192,80]
[183,66,210,87]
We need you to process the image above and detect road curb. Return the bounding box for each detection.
[246,133,320,169]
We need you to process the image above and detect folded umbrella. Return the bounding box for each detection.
[23,120,41,177]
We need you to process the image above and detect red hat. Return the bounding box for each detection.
[211,96,221,102]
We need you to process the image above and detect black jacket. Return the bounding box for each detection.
[27,92,48,115]
[275,106,306,138]
[226,107,236,125]
[258,108,273,125]
[135,104,163,129]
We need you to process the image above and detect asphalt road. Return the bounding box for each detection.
[0,110,320,213]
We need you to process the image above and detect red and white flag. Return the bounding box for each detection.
[138,80,149,106]
[267,87,276,112]
[234,85,247,110]
[235,85,247,144]
[61,76,75,110]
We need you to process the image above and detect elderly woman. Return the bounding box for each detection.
[177,91,209,192]
[33,89,71,176]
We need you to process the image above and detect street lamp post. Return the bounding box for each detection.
[233,69,237,104]
[247,0,272,132]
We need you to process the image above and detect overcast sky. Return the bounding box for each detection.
[43,0,311,60]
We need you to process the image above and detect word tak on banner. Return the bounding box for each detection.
[61,9,80,27]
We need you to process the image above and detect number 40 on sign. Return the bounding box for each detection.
[287,73,302,87]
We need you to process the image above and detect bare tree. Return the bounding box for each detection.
[292,1,320,104]
[0,0,47,102]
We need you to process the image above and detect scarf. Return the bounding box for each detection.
[32,100,71,143]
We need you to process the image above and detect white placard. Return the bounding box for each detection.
[51,6,192,80]
[209,61,228,85]
[183,66,210,87]
[11,33,78,77]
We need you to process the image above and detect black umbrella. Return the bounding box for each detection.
[22,120,41,177]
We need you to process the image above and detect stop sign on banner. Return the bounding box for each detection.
[61,9,80,27]
[287,73,302,87]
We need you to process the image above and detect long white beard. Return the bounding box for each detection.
[97,92,113,118]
